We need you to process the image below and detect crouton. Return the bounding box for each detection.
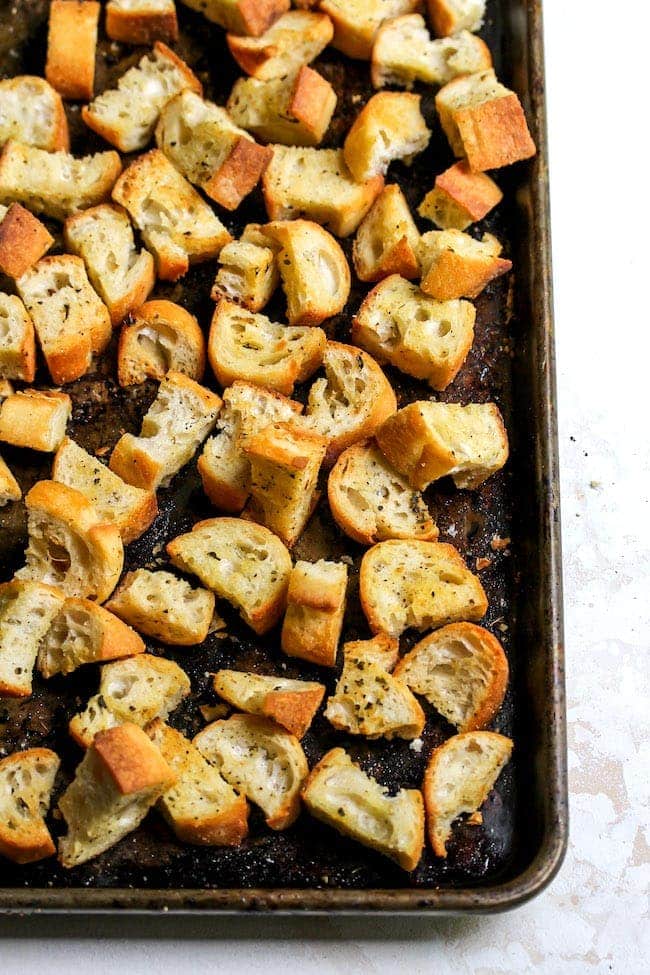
[208,299,325,396]
[243,422,327,547]
[46,0,100,102]
[83,42,201,153]
[394,622,508,732]
[0,141,122,221]
[110,371,221,491]
[352,275,475,390]
[106,0,179,44]
[53,437,157,545]
[68,653,191,747]
[0,581,65,698]
[112,150,231,281]
[16,480,124,603]
[179,0,290,36]
[0,390,71,452]
[435,69,536,171]
[281,559,347,667]
[375,400,509,490]
[327,441,438,546]
[302,747,424,870]
[0,456,20,506]
[0,293,36,382]
[320,0,421,60]
[155,90,272,211]
[147,720,248,845]
[167,517,292,634]
[106,569,215,646]
[228,67,337,147]
[352,184,420,282]
[0,76,69,152]
[64,204,155,326]
[262,145,384,237]
[360,539,488,636]
[16,255,112,384]
[343,92,430,183]
[0,749,60,864]
[303,342,397,465]
[423,730,512,856]
[194,714,307,830]
[198,382,302,512]
[58,723,175,867]
[227,10,333,79]
[211,238,279,312]
[37,597,145,678]
[418,229,511,300]
[117,299,205,386]
[213,670,324,738]
[0,203,54,279]
[339,632,400,672]
[418,161,502,230]
[371,16,491,89]
[427,0,485,36]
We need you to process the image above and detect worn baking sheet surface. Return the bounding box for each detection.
[0,0,566,911]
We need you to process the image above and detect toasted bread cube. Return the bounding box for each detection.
[198,382,302,512]
[0,76,68,152]
[0,142,122,221]
[328,441,438,546]
[58,723,175,867]
[0,390,71,452]
[419,229,511,300]
[147,720,249,845]
[281,559,347,667]
[371,15,491,89]
[213,670,325,738]
[263,219,350,325]
[46,0,100,101]
[211,239,279,312]
[228,67,336,147]
[376,400,509,490]
[16,481,124,604]
[302,747,424,870]
[352,184,420,282]
[424,731,512,857]
[106,569,215,646]
[262,145,384,237]
[321,0,421,60]
[418,161,503,230]
[340,633,400,672]
[194,714,307,830]
[435,69,536,171]
[427,0,485,36]
[360,539,488,637]
[243,422,327,547]
[0,293,36,382]
[0,749,60,864]
[304,342,396,465]
[179,0,290,36]
[110,372,221,491]
[52,437,158,544]
[106,0,179,44]
[117,299,205,386]
[208,299,325,396]
[112,150,231,281]
[394,622,508,732]
[167,517,293,634]
[0,455,20,506]
[68,654,191,747]
[344,92,430,183]
[0,582,64,698]
[155,90,272,211]
[17,255,112,384]
[352,275,475,390]
[227,10,333,79]
[83,43,201,153]
[0,204,54,279]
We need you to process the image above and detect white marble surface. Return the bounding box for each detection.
[2,1,649,971]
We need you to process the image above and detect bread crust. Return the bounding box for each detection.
[0,390,71,452]
[0,203,54,279]
[118,299,206,386]
[418,161,503,230]
[0,748,60,864]
[93,723,176,796]
[203,136,273,211]
[46,0,100,101]
[106,1,179,44]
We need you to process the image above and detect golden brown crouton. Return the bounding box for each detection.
[418,161,503,230]
[281,559,347,667]
[46,0,100,101]
[227,10,333,79]
[106,0,179,44]
[0,204,54,279]
[418,229,512,300]
[0,749,60,864]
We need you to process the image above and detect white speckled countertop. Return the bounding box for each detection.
[2,1,649,971]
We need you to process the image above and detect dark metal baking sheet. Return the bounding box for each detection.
[0,0,566,913]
